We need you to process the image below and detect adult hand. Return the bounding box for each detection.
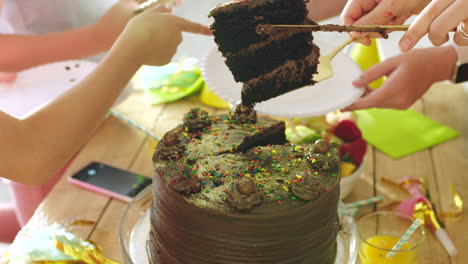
[341,0,430,45]
[94,0,172,50]
[116,6,211,66]
[343,46,457,111]
[400,0,468,52]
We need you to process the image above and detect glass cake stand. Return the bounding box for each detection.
[119,186,358,264]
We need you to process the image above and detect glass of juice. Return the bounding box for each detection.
[358,211,425,264]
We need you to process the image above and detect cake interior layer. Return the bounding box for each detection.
[210,0,308,53]
[171,116,286,161]
[241,44,320,106]
[225,32,313,83]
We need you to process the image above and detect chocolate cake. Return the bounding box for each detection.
[149,107,341,263]
[209,0,320,106]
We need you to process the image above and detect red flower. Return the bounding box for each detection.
[339,138,367,165]
[332,120,362,143]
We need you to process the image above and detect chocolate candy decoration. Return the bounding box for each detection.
[236,177,256,195]
[162,131,180,146]
[313,139,330,154]
[183,107,212,133]
[226,177,262,210]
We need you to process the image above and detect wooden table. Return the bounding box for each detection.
[13,82,468,264]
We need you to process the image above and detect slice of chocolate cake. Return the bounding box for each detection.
[242,43,320,106]
[210,0,320,107]
[209,0,308,53]
[225,29,313,82]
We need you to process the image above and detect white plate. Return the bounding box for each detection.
[201,40,364,118]
[0,60,132,119]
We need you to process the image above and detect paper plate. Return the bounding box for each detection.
[201,40,364,118]
[0,60,132,119]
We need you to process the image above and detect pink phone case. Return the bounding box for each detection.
[68,177,132,203]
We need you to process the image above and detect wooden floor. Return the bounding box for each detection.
[13,82,468,264]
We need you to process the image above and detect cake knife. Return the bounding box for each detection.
[259,24,410,39]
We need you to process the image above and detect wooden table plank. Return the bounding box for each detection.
[113,91,166,130]
[422,83,468,264]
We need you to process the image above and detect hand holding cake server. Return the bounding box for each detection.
[338,0,468,111]
[341,0,468,48]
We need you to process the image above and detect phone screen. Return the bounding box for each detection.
[70,162,152,199]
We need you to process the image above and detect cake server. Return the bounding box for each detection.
[313,37,354,82]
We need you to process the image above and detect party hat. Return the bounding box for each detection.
[350,38,385,89]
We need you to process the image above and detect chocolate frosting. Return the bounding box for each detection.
[307,152,340,170]
[156,131,185,161]
[167,165,203,194]
[229,104,257,124]
[149,110,341,263]
[291,171,322,200]
[183,107,212,133]
[225,177,263,209]
[150,169,339,263]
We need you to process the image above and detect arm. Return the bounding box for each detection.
[0,38,140,185]
[0,10,211,185]
[0,0,166,72]
[0,26,104,72]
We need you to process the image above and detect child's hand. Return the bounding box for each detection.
[0,72,17,83]
[116,7,212,66]
[94,0,172,50]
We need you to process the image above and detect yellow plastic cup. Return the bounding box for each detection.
[358,212,425,264]
[350,38,385,89]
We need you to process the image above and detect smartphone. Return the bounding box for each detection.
[68,162,152,202]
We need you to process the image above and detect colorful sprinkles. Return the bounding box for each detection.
[156,110,340,208]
